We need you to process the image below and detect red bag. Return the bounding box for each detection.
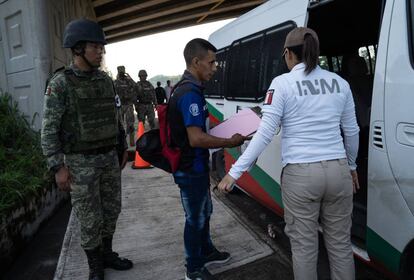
[136,79,190,173]
[156,104,181,173]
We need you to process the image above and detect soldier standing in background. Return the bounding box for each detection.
[136,69,157,129]
[41,19,132,280]
[114,66,137,146]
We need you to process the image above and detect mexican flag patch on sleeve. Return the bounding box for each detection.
[264,89,274,105]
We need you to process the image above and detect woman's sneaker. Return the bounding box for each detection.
[185,267,216,280]
[204,249,231,265]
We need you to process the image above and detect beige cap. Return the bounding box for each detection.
[284,27,319,48]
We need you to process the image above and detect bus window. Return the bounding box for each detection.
[358,45,376,75]
[226,21,294,102]
[318,56,342,73]
[205,48,227,98]
[332,56,343,73]
[226,34,264,101]
[260,23,293,99]
[319,56,329,70]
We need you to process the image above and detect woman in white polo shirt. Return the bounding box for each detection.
[218,27,360,280]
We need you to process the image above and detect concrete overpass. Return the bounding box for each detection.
[0,0,265,129]
[94,0,265,43]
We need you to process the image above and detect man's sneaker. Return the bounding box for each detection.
[204,249,231,265]
[185,267,216,280]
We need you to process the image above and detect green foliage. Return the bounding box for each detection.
[0,93,50,217]
[359,46,376,74]
[319,56,329,70]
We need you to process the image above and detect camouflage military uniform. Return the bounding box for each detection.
[136,80,157,129]
[41,64,125,250]
[114,76,136,134]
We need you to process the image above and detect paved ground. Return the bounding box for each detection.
[211,181,389,280]
[3,160,389,280]
[54,166,274,280]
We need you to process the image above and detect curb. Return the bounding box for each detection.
[53,210,75,280]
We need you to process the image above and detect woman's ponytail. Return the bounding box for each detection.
[302,34,319,75]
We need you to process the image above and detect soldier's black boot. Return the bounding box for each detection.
[102,236,133,270]
[84,247,104,280]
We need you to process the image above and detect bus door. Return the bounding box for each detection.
[367,0,414,274]
[383,0,414,220]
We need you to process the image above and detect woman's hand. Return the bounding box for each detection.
[351,170,360,193]
[55,166,72,192]
[218,174,236,193]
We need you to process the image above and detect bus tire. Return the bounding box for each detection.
[400,239,414,280]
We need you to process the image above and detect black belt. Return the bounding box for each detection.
[80,146,115,155]
[138,102,152,105]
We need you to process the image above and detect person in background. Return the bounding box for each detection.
[168,38,250,280]
[218,27,360,280]
[164,79,173,101]
[114,65,137,146]
[41,19,132,280]
[155,81,167,104]
[136,69,157,129]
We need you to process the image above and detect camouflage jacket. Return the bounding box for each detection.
[41,64,127,169]
[136,81,157,105]
[114,76,137,105]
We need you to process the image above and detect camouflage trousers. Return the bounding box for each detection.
[136,103,155,129]
[66,149,121,250]
[121,104,135,134]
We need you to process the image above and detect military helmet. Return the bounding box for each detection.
[63,19,107,48]
[138,69,147,76]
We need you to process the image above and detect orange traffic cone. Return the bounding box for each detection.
[135,120,142,142]
[132,121,152,169]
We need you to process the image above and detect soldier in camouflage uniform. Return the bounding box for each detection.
[114,66,137,146]
[136,69,157,129]
[41,19,132,280]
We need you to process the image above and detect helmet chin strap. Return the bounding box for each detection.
[81,54,98,70]
[73,44,99,70]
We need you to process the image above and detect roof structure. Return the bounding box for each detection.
[92,0,266,43]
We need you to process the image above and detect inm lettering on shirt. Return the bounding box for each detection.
[320,78,340,94]
[296,78,340,96]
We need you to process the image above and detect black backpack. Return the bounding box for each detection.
[136,79,190,173]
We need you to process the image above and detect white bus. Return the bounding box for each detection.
[205,0,414,278]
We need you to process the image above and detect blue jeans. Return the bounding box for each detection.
[174,171,215,272]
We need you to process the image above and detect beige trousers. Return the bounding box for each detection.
[282,159,355,280]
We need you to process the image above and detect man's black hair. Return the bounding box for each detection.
[183,38,217,66]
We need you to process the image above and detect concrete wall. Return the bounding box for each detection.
[0,0,96,273]
[0,0,96,130]
[0,186,69,276]
[0,27,8,95]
